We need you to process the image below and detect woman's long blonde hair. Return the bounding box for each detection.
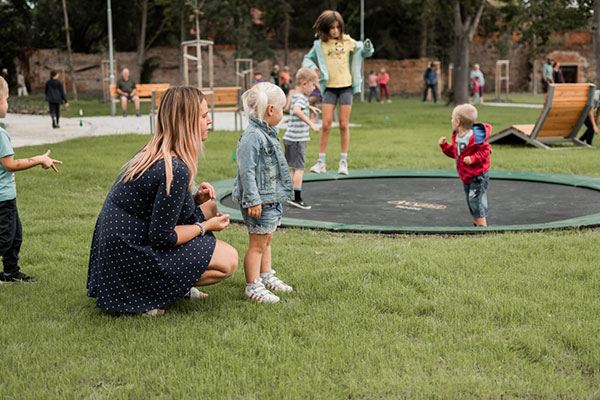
[121,86,205,194]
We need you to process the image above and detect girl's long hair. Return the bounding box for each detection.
[121,86,205,195]
[313,10,345,42]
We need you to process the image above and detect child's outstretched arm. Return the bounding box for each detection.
[438,137,456,159]
[466,142,491,165]
[0,150,62,173]
[293,105,319,132]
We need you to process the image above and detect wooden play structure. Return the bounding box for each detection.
[494,60,510,101]
[488,83,595,149]
[182,39,215,126]
[235,58,253,93]
[101,59,118,102]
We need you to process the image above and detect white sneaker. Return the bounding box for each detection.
[338,159,349,175]
[261,270,293,292]
[310,159,326,174]
[387,99,392,103]
[245,280,280,303]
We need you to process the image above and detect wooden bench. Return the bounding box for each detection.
[149,86,243,133]
[109,83,171,103]
[202,86,242,131]
[488,83,596,149]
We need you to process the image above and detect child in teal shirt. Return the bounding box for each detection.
[0,77,63,283]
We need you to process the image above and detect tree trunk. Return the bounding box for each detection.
[136,0,149,83]
[451,0,486,105]
[594,0,600,85]
[61,0,77,101]
[420,19,428,58]
[284,12,290,66]
[453,35,470,105]
[179,2,185,85]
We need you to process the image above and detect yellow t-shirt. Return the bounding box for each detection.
[321,34,355,88]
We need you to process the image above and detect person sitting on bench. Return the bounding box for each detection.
[116,68,140,117]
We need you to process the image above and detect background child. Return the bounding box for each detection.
[232,82,293,303]
[438,104,492,227]
[303,10,374,176]
[252,72,265,86]
[283,68,320,210]
[0,77,63,283]
[378,67,390,103]
[368,70,379,103]
[280,66,291,96]
[45,70,69,128]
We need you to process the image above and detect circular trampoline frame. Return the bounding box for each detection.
[212,169,600,233]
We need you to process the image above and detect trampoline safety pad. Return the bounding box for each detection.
[212,169,600,233]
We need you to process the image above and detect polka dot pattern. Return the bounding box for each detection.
[86,158,216,313]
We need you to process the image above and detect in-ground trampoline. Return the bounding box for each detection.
[212,170,600,233]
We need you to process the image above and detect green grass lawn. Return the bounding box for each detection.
[1,98,600,398]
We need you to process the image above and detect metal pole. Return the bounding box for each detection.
[360,0,365,102]
[107,0,115,116]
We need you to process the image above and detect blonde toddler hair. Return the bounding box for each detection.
[295,67,318,84]
[452,104,477,130]
[241,82,286,121]
[0,77,7,97]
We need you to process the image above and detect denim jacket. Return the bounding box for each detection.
[302,36,374,96]
[232,117,292,208]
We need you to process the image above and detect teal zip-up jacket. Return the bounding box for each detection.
[302,35,374,95]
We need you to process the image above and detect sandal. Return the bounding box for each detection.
[184,287,209,300]
[143,308,165,317]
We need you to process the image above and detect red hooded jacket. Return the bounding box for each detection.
[440,122,492,184]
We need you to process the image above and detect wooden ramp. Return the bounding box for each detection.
[488,83,595,149]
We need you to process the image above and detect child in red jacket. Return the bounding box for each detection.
[439,104,492,226]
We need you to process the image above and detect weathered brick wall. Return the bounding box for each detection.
[20,32,597,97]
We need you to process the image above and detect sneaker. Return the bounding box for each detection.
[136,110,141,117]
[338,159,349,175]
[123,110,128,117]
[0,271,36,283]
[287,199,311,210]
[310,159,326,174]
[245,280,280,303]
[261,270,293,293]
[387,99,392,103]
[143,308,165,317]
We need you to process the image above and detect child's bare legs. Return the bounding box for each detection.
[339,105,352,153]
[473,217,487,227]
[244,233,273,283]
[319,103,336,152]
[291,169,304,189]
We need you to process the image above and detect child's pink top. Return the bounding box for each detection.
[378,73,389,85]
[368,74,378,87]
[280,72,291,85]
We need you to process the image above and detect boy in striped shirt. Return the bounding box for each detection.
[283,68,320,210]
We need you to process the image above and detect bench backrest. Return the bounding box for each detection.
[110,83,170,98]
[533,83,595,139]
[202,86,240,107]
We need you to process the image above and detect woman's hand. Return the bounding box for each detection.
[206,213,230,232]
[194,182,216,204]
[248,204,262,218]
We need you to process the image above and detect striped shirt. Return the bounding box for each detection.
[283,93,310,142]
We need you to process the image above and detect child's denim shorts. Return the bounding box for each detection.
[463,171,489,218]
[241,202,283,234]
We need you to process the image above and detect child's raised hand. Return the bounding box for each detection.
[438,137,448,146]
[463,156,472,165]
[309,106,322,115]
[39,150,62,173]
[248,204,262,218]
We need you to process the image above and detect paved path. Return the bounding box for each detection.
[3,111,355,148]
[483,102,543,109]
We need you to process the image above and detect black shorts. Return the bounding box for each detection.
[323,86,353,105]
[283,140,307,169]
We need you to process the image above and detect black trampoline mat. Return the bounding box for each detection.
[221,177,600,227]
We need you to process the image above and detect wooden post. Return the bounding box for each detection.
[183,44,189,86]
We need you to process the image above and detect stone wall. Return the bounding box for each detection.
[19,32,598,98]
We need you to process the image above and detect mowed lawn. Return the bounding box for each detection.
[1,98,600,399]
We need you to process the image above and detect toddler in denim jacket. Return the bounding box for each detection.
[233,82,293,303]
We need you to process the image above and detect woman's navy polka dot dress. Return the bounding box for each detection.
[87,158,216,313]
